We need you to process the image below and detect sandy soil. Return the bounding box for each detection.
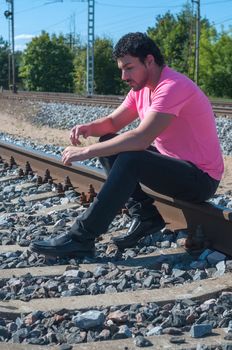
[0,98,97,147]
[0,99,231,195]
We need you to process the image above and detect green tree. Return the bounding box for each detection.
[197,23,217,94]
[73,37,126,95]
[201,31,232,98]
[147,4,195,77]
[94,37,122,95]
[73,45,86,94]
[0,37,10,89]
[19,32,74,92]
[146,2,232,97]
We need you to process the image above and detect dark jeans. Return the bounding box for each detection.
[72,134,219,240]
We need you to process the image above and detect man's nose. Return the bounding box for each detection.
[121,70,128,80]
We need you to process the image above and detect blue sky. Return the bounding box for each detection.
[0,0,232,51]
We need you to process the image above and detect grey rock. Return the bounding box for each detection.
[193,270,208,280]
[11,328,29,342]
[105,285,117,294]
[190,324,213,338]
[146,326,162,336]
[169,336,186,344]
[93,266,107,278]
[224,334,232,341]
[63,269,82,278]
[113,325,132,339]
[162,327,183,335]
[72,310,105,329]
[143,276,153,288]
[0,325,9,338]
[59,344,73,350]
[134,335,153,347]
[222,345,232,350]
[207,251,226,265]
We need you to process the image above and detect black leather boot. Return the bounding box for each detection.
[112,215,165,250]
[30,232,95,258]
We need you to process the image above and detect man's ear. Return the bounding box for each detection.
[145,54,155,67]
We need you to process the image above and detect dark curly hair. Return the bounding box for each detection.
[113,32,165,67]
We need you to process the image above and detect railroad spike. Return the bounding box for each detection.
[80,192,88,206]
[86,184,97,203]
[3,161,9,169]
[25,161,33,176]
[64,175,73,186]
[64,176,73,191]
[43,169,52,183]
[10,156,17,169]
[48,178,53,185]
[63,184,69,191]
[36,175,43,186]
[18,168,24,177]
[56,183,64,194]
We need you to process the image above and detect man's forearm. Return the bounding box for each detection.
[88,116,116,136]
[85,129,147,158]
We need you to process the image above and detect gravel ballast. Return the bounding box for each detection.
[0,101,232,348]
[0,100,232,207]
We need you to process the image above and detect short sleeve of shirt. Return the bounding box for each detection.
[121,90,137,111]
[148,79,194,117]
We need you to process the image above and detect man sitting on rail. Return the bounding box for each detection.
[31,32,224,258]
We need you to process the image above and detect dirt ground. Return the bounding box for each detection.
[0,99,231,195]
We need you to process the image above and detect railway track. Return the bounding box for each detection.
[1,140,232,349]
[0,90,232,116]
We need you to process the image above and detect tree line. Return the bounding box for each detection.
[0,4,231,98]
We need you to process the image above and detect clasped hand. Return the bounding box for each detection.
[62,124,92,165]
[62,146,87,165]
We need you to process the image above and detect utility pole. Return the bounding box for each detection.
[4,0,16,92]
[48,0,95,95]
[192,0,200,84]
[86,0,95,95]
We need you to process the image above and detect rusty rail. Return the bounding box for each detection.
[1,140,232,349]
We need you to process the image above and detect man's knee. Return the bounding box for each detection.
[116,151,142,169]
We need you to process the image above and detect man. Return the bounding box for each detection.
[31,32,224,258]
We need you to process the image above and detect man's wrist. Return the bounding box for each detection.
[83,146,92,159]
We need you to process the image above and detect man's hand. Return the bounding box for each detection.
[70,124,92,145]
[62,146,88,165]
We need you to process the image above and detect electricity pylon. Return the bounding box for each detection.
[47,0,95,95]
[4,0,16,92]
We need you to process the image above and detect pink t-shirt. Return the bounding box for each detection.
[122,66,224,180]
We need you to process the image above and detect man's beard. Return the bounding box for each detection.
[126,76,148,91]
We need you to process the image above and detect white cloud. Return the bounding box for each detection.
[15,34,35,41]
[15,44,27,51]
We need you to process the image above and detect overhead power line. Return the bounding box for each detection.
[15,4,48,15]
[96,1,183,9]
[215,17,232,25]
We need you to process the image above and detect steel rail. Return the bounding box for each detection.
[1,141,232,349]
[0,90,232,115]
[1,140,232,256]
